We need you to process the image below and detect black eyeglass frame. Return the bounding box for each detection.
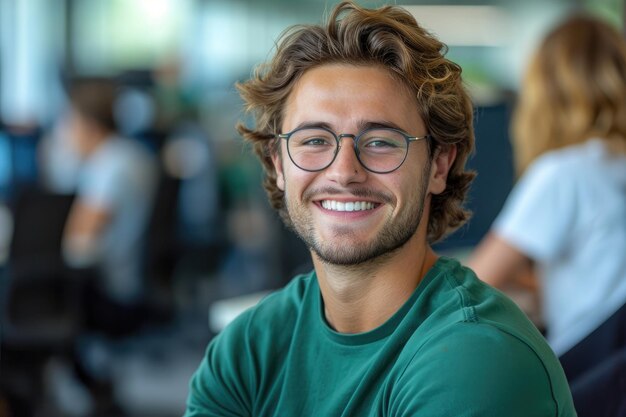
[277,126,431,174]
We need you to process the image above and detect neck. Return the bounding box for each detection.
[313,235,438,334]
[80,130,110,157]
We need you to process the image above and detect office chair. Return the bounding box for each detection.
[1,189,82,349]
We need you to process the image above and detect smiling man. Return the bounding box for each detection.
[184,2,576,416]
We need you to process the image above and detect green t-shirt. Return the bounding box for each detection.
[184,257,576,416]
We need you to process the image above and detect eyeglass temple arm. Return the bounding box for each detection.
[408,135,430,142]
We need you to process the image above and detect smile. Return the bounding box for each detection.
[320,200,377,212]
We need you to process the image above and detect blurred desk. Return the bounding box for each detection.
[209,291,270,333]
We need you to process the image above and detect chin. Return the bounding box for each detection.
[311,234,413,266]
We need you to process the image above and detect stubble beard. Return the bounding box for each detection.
[284,162,431,267]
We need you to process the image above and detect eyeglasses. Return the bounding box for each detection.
[277,127,430,174]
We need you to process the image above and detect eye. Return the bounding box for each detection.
[361,135,404,150]
[363,138,399,148]
[290,128,336,148]
[301,137,332,146]
[359,130,406,151]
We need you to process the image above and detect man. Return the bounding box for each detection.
[185,2,576,416]
[61,78,157,333]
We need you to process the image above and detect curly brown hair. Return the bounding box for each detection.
[236,1,475,243]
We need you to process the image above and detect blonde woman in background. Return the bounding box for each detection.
[469,14,626,416]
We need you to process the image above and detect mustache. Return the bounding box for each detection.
[302,187,394,204]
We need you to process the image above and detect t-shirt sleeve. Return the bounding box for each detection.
[492,156,576,262]
[184,313,254,417]
[389,323,570,417]
[78,158,126,211]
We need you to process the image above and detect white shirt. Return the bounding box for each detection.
[78,135,157,303]
[494,138,626,355]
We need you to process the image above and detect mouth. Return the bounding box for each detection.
[319,199,379,212]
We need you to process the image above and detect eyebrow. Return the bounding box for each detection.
[360,120,405,131]
[292,121,333,131]
[291,119,406,133]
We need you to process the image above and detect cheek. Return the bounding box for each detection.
[390,168,418,196]
[282,167,320,201]
[392,167,430,208]
[399,182,421,207]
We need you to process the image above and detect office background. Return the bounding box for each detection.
[0,1,623,416]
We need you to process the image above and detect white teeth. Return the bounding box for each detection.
[321,200,375,212]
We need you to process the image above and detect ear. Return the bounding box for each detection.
[271,149,285,191]
[428,145,457,195]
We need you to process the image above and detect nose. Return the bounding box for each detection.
[324,137,367,186]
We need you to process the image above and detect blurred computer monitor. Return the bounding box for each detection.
[434,102,516,253]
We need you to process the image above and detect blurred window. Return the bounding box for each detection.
[71,0,189,73]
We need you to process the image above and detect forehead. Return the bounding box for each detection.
[282,64,423,133]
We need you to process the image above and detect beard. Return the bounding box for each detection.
[283,161,431,266]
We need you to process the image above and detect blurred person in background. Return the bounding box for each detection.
[38,105,83,194]
[468,14,626,416]
[183,2,576,416]
[30,77,160,416]
[61,77,158,334]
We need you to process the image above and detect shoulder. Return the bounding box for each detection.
[216,271,315,348]
[430,258,526,319]
[432,259,558,358]
[391,321,575,416]
[202,272,315,366]
[414,258,549,357]
[185,273,316,415]
[94,136,155,167]
[248,271,313,320]
[514,150,569,196]
[86,137,157,186]
[522,139,607,187]
[390,259,576,415]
